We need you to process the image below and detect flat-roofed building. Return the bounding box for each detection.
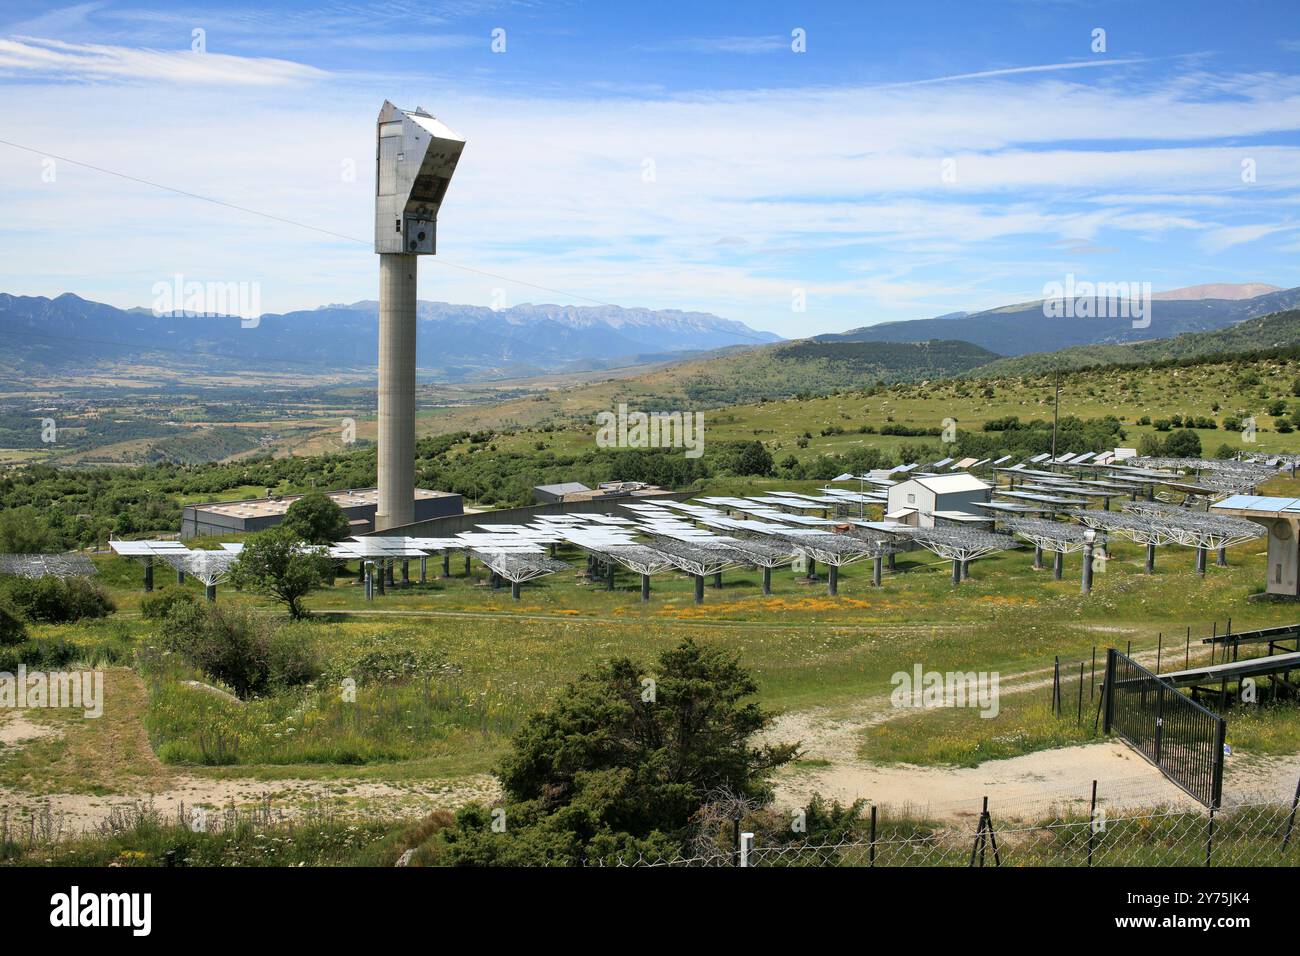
[181,487,462,539]
[533,481,668,505]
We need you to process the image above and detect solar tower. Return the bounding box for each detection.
[374,102,464,530]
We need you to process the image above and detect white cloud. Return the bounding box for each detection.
[0,56,1298,333]
[0,36,327,84]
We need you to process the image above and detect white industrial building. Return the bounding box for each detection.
[885,473,992,528]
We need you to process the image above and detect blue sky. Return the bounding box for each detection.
[0,0,1298,339]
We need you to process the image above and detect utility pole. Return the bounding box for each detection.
[1050,371,1061,462]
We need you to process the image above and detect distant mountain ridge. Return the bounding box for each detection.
[969,308,1300,378]
[816,284,1300,356]
[0,293,780,383]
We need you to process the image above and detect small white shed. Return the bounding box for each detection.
[886,473,992,528]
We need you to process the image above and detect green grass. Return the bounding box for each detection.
[862,693,1098,768]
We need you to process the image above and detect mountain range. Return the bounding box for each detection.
[0,294,779,384]
[813,284,1300,356]
[1,282,1295,387]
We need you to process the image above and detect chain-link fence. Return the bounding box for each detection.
[591,782,1300,868]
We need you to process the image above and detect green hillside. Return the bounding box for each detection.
[676,338,999,405]
[970,309,1300,377]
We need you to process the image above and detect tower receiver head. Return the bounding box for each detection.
[375,100,464,255]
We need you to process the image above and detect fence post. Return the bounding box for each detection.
[1052,656,1061,716]
[1205,806,1216,867]
[1153,685,1164,765]
[1102,648,1117,734]
[1090,646,1096,701]
[1281,776,1300,854]
[738,832,754,868]
[1087,779,1098,867]
[1077,661,1084,726]
[732,816,741,866]
[1156,632,1162,673]
[869,804,877,867]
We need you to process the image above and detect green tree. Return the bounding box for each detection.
[281,492,351,544]
[0,506,60,553]
[424,639,797,865]
[229,527,332,619]
[1163,429,1202,457]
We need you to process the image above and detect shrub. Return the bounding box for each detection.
[159,603,322,698]
[0,603,26,646]
[140,588,196,621]
[0,575,115,624]
[266,621,324,691]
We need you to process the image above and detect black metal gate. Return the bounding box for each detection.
[1103,648,1225,808]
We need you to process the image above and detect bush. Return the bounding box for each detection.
[266,621,324,690]
[140,588,197,621]
[0,575,115,624]
[159,603,322,698]
[0,603,26,646]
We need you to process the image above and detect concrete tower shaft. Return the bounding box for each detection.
[372,101,462,533]
[376,253,417,531]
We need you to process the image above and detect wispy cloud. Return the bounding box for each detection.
[0,36,327,85]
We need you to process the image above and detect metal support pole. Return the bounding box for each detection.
[1145,543,1156,574]
[1053,550,1063,581]
[441,551,450,578]
[143,556,153,593]
[420,557,426,583]
[873,556,882,587]
[869,805,878,867]
[1282,775,1300,853]
[205,583,216,603]
[1196,546,1207,576]
[1087,779,1098,867]
[176,568,185,584]
[951,559,961,585]
[1205,807,1216,867]
[1081,542,1094,594]
[694,574,704,604]
[762,565,771,595]
[712,571,722,589]
[1033,543,1043,570]
[641,573,650,602]
[1216,546,1227,567]
[827,565,838,596]
[511,580,520,601]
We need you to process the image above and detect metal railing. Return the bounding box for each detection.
[1104,648,1225,808]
